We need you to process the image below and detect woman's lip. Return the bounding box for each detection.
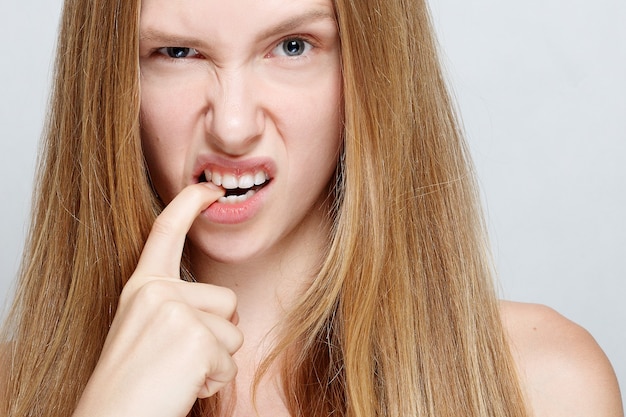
[200,178,271,224]
[191,155,277,183]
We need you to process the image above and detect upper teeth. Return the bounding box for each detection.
[205,170,269,189]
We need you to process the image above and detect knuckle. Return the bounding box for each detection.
[205,347,234,377]
[202,356,236,397]
[156,300,191,326]
[118,284,135,307]
[135,280,173,308]
[119,276,150,307]
[150,215,176,239]
[219,287,238,317]
[228,327,244,353]
[188,324,216,347]
[186,320,215,344]
[219,357,238,382]
[157,302,219,350]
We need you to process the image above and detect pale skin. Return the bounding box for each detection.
[0,190,623,416]
[503,302,623,417]
[1,0,623,416]
[64,186,623,417]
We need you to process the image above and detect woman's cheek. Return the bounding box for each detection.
[140,100,186,202]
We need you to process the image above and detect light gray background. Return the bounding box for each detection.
[1,0,624,405]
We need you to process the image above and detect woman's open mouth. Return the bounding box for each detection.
[198,169,271,205]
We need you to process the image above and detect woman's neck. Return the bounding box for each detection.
[188,209,331,346]
[187,214,331,417]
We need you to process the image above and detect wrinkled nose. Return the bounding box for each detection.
[204,69,265,156]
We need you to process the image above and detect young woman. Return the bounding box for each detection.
[1,0,622,416]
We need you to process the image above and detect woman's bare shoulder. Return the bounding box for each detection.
[500,301,623,417]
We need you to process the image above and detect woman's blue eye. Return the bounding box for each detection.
[158,47,200,59]
[277,38,312,57]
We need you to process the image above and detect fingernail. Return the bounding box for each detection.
[203,181,225,194]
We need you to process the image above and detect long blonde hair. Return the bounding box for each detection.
[2,0,528,416]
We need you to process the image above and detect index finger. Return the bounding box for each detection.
[135,182,224,278]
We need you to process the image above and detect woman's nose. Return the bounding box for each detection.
[204,70,265,156]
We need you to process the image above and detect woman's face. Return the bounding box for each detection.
[139,0,343,264]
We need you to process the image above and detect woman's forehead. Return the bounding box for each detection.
[139,0,336,39]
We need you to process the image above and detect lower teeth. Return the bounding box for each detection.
[218,189,256,204]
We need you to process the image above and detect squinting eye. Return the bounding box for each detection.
[157,47,201,59]
[274,38,312,57]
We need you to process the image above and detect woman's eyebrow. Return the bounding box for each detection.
[139,29,207,51]
[139,9,336,48]
[258,9,337,39]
